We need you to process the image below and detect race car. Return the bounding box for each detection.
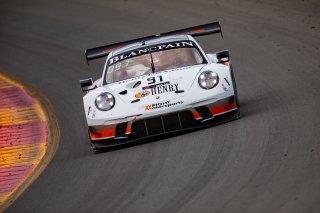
[80,21,240,150]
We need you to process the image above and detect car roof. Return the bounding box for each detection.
[111,35,191,56]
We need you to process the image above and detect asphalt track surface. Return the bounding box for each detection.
[1,0,320,212]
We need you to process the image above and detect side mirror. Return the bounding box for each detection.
[80,78,96,92]
[216,51,230,64]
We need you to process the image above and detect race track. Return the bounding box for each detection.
[1,0,320,212]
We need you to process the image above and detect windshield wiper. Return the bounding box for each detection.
[149,52,155,73]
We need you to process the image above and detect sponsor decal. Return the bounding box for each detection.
[152,83,179,95]
[143,82,179,95]
[135,90,150,99]
[145,100,183,111]
[109,41,195,65]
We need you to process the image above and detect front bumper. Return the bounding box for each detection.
[88,95,239,149]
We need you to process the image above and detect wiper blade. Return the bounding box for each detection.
[149,52,155,73]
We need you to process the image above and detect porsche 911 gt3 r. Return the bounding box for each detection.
[80,22,240,150]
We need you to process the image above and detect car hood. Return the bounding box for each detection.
[105,64,206,105]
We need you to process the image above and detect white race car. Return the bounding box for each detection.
[80,22,240,150]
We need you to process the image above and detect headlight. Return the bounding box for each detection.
[198,71,219,89]
[95,92,115,111]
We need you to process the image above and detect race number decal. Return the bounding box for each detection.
[147,75,163,85]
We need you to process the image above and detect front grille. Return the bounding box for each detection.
[195,106,213,119]
[131,111,197,139]
[119,107,213,139]
[163,113,181,132]
[115,122,128,138]
[131,120,148,139]
[90,104,239,148]
[145,117,164,135]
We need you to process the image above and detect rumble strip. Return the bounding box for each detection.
[0,71,60,211]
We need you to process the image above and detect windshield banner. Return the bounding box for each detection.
[109,41,195,65]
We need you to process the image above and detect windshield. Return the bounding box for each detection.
[105,44,204,84]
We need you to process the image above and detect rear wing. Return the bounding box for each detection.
[85,21,222,65]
